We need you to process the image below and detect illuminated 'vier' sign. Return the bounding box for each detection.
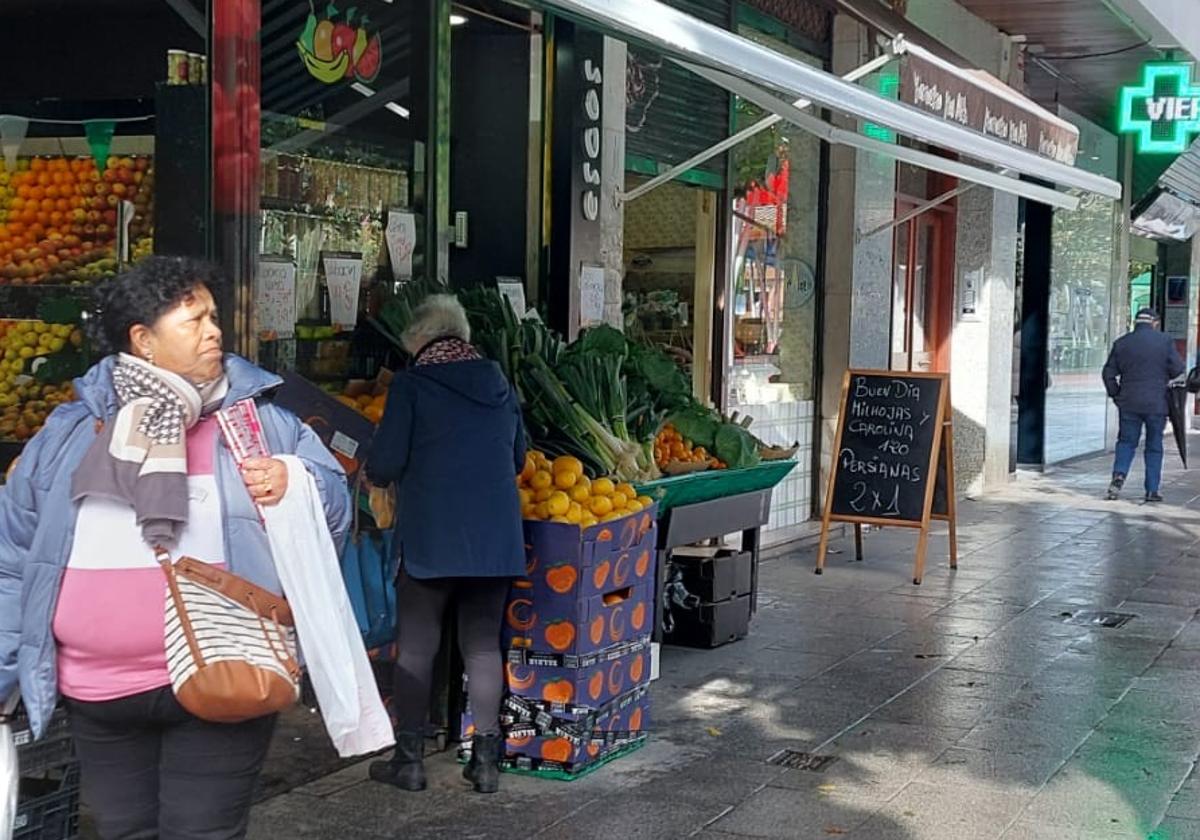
[1119,63,1200,154]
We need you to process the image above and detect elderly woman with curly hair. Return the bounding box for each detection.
[0,256,351,840]
[366,294,526,795]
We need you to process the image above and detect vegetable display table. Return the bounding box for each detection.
[647,487,774,645]
[636,460,796,644]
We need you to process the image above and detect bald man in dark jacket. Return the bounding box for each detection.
[1102,308,1184,501]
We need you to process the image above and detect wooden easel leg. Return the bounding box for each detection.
[815,522,830,575]
[947,517,958,570]
[854,524,864,562]
[943,425,959,571]
[913,524,929,586]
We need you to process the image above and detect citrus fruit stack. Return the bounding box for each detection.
[0,155,155,286]
[336,390,387,424]
[0,320,81,439]
[654,423,725,471]
[517,451,654,527]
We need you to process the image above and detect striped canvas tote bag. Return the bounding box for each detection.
[159,549,301,723]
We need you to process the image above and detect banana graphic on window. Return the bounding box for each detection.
[297,42,350,85]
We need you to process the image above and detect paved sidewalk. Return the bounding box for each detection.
[247,451,1200,840]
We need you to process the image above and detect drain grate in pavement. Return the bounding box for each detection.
[766,749,838,771]
[1062,610,1136,629]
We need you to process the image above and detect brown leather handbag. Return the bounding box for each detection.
[158,548,301,723]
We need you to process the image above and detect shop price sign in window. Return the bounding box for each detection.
[1119,63,1200,154]
[322,251,364,329]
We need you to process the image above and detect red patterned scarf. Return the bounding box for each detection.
[413,337,481,366]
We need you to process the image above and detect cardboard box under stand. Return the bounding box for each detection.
[505,637,652,710]
[504,512,659,658]
[462,683,651,774]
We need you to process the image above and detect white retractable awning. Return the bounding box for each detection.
[535,0,1122,206]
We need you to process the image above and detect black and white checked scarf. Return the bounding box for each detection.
[72,354,228,545]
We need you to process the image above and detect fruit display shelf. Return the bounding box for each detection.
[634,459,798,515]
[0,284,89,322]
[0,154,155,287]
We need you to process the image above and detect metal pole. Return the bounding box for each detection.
[856,183,978,242]
[620,51,897,204]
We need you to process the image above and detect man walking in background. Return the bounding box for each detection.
[1102,307,1184,502]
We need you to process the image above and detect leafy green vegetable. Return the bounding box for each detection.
[669,406,720,450]
[576,324,628,356]
[629,345,691,412]
[714,424,762,470]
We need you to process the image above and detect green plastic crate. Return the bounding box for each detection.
[634,460,797,515]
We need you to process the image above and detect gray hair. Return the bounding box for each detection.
[402,294,471,354]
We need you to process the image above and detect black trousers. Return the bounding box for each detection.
[393,573,511,737]
[65,687,275,840]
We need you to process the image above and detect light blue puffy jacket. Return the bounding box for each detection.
[0,354,352,737]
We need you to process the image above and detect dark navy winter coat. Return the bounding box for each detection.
[366,359,526,580]
[1102,323,1185,415]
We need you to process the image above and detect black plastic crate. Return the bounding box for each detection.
[12,708,73,777]
[666,593,752,649]
[14,762,80,840]
[670,549,753,603]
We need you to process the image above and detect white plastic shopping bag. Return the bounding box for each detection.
[263,457,394,758]
[1,694,18,840]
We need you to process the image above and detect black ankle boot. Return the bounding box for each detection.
[462,734,502,794]
[370,732,427,791]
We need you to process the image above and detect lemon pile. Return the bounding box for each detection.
[517,451,654,527]
[0,320,81,439]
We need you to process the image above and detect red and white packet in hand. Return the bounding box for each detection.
[217,399,271,519]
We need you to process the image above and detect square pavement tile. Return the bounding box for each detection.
[707,783,883,839]
[957,717,1094,760]
[1018,769,1175,837]
[915,746,1067,792]
[847,780,1031,840]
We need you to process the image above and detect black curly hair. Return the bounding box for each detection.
[90,256,223,355]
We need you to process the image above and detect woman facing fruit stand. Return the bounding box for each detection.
[365,294,527,796]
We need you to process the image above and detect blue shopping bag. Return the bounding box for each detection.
[341,529,397,651]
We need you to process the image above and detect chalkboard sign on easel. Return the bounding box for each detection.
[816,370,958,585]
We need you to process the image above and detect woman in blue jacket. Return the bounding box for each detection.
[0,257,351,840]
[366,294,525,795]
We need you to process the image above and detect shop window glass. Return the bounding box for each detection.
[1044,193,1117,464]
[727,26,823,535]
[0,0,206,452]
[728,30,821,409]
[255,0,422,379]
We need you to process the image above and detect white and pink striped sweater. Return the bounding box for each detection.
[54,416,227,702]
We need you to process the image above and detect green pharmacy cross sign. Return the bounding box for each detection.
[1119,63,1200,154]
